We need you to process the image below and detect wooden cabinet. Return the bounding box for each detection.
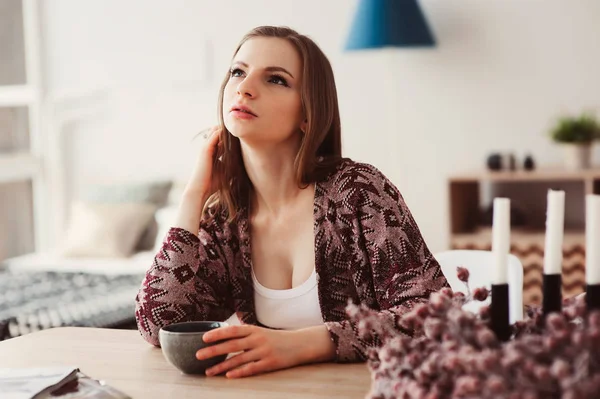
[448,168,600,305]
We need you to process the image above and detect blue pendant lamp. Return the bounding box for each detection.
[345,0,436,50]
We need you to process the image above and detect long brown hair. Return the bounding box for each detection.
[205,26,344,222]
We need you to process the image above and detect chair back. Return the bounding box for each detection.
[435,249,524,323]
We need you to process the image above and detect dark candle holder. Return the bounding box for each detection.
[542,274,562,318]
[491,283,511,341]
[586,284,600,311]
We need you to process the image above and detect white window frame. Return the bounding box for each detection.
[0,0,48,253]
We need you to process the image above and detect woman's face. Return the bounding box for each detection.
[223,37,304,145]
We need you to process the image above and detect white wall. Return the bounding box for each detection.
[40,0,600,253]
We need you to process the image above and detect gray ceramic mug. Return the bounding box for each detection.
[159,321,229,374]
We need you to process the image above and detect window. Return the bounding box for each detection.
[0,0,45,261]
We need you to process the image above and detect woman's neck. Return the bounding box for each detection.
[241,137,307,218]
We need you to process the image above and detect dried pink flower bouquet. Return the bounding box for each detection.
[347,267,600,399]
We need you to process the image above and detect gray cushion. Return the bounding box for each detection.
[81,181,173,207]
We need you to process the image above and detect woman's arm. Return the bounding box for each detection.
[135,192,234,346]
[136,127,233,345]
[174,189,209,235]
[325,164,449,362]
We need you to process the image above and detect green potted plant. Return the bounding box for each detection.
[549,112,600,170]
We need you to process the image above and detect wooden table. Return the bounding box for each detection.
[0,327,371,398]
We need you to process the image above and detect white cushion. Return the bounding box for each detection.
[153,205,180,252]
[59,201,156,258]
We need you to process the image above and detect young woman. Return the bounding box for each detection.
[135,26,447,379]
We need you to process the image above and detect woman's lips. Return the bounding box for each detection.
[230,110,257,119]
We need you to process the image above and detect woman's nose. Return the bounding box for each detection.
[236,74,258,98]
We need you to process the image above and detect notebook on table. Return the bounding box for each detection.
[0,367,130,399]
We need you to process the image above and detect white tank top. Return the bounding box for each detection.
[251,268,324,330]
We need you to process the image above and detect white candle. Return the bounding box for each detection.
[544,190,565,275]
[492,198,510,285]
[586,195,600,285]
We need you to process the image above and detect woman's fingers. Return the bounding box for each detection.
[196,336,251,360]
[226,359,274,378]
[196,326,254,360]
[203,325,253,343]
[205,349,262,376]
[204,126,221,150]
[199,125,220,139]
[185,125,223,196]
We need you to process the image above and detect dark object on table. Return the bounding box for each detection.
[508,154,516,171]
[491,284,511,341]
[487,153,503,171]
[587,284,600,311]
[524,154,536,171]
[542,274,562,318]
[487,153,517,171]
[159,321,229,374]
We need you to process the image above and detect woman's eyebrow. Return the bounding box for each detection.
[232,61,294,78]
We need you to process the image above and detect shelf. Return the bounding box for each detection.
[451,227,585,250]
[449,167,600,183]
[0,85,37,107]
[0,152,41,183]
[448,170,600,234]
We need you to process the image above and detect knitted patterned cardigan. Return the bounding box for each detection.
[135,160,448,362]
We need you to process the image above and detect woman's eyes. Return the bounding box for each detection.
[230,68,244,78]
[229,69,289,87]
[268,74,288,87]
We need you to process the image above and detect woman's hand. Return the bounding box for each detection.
[196,324,336,378]
[185,126,222,197]
[175,126,222,234]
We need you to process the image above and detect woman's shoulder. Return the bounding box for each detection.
[337,159,386,178]
[324,159,393,191]
[320,159,401,205]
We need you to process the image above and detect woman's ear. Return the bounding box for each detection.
[300,119,308,134]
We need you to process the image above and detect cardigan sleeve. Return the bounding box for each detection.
[324,164,448,362]
[135,217,234,346]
